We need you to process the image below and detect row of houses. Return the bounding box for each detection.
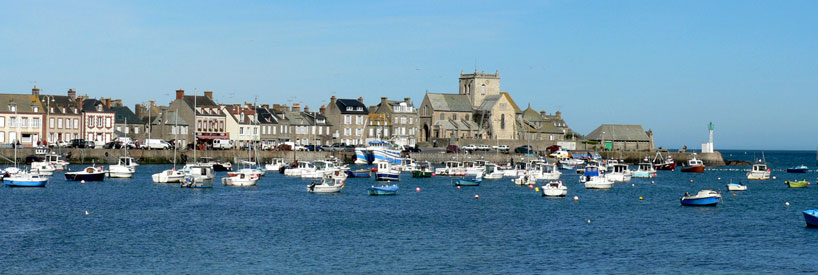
[2,69,655,151]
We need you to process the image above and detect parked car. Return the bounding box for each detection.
[212,139,233,150]
[326,143,347,151]
[493,145,510,151]
[70,139,86,148]
[84,140,96,149]
[141,139,171,150]
[462,144,478,151]
[305,145,324,151]
[477,144,491,151]
[50,140,70,148]
[102,141,117,149]
[402,146,422,153]
[446,145,459,153]
[514,145,535,154]
[294,145,308,151]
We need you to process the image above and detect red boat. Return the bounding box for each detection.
[680,154,705,173]
[652,152,677,171]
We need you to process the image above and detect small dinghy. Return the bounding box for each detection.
[680,190,721,206]
[726,181,747,191]
[803,209,818,228]
[785,180,809,188]
[368,184,398,195]
[513,174,536,186]
[453,177,482,186]
[541,181,567,197]
[787,165,809,173]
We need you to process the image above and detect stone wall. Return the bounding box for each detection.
[0,148,355,165]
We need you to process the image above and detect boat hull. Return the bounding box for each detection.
[368,185,399,195]
[680,197,719,206]
[584,182,613,189]
[212,164,231,172]
[375,172,400,181]
[654,163,676,171]
[411,171,433,178]
[681,166,705,173]
[804,210,818,228]
[346,170,372,178]
[726,184,747,191]
[787,168,808,173]
[632,171,655,178]
[786,181,808,188]
[542,188,567,197]
[454,179,481,186]
[65,172,105,182]
[4,179,47,187]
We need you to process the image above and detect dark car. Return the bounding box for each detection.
[446,145,459,153]
[342,145,356,152]
[102,141,117,149]
[514,145,535,154]
[69,139,86,148]
[305,145,325,151]
[402,146,422,153]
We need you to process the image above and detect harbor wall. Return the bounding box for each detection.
[0,148,355,165]
[408,151,726,166]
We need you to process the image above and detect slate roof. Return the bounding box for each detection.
[475,94,503,112]
[81,98,113,113]
[585,124,650,141]
[0,94,44,113]
[111,106,142,125]
[433,119,480,131]
[37,95,80,115]
[255,108,280,125]
[151,110,188,126]
[335,99,369,115]
[425,93,472,112]
[182,95,218,107]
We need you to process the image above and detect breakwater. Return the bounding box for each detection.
[0,148,356,165]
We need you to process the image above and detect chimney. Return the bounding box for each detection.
[113,99,122,107]
[261,104,269,109]
[320,105,326,115]
[105,98,111,108]
[540,111,546,117]
[555,111,561,118]
[404,97,410,104]
[175,89,184,100]
[67,89,77,100]
[330,96,337,105]
[204,91,213,100]
[303,106,310,113]
[273,104,281,112]
[32,85,40,97]
[292,103,301,112]
[135,104,144,118]
[282,105,290,112]
[357,96,363,103]
[380,96,388,106]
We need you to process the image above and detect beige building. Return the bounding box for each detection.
[36,87,83,145]
[323,96,369,145]
[474,92,520,140]
[459,70,501,109]
[370,97,418,147]
[0,93,44,146]
[418,92,479,142]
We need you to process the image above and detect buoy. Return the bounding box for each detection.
[717,177,721,180]
[639,196,643,200]
[587,219,591,224]
[416,187,420,192]
[785,202,790,207]
[535,187,540,192]
[528,184,534,189]
[457,186,461,189]
[772,176,777,180]
[85,210,89,215]
[651,181,655,184]
[690,179,694,183]
[573,195,579,201]
[732,193,736,197]
[474,194,479,199]
[631,183,634,187]
[81,180,86,184]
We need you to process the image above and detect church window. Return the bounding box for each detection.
[481,84,486,95]
[501,114,505,129]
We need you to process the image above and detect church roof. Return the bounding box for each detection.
[586,124,650,141]
[425,93,473,112]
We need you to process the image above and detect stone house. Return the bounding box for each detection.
[518,105,565,142]
[473,92,520,140]
[36,87,82,145]
[222,103,259,148]
[585,124,654,151]
[168,90,228,148]
[0,92,44,146]
[323,96,368,145]
[111,103,146,141]
[418,92,479,142]
[371,97,418,147]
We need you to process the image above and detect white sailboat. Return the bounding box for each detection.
[153,109,185,183]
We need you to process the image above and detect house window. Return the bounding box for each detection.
[105,117,111,128]
[452,114,457,120]
[501,114,505,129]
[73,119,79,129]
[33,106,39,112]
[440,114,444,120]
[57,119,63,129]
[219,121,224,131]
[66,119,71,129]
[8,105,16,112]
[49,118,55,129]
[0,117,4,127]
[21,118,28,128]
[0,132,4,143]
[96,105,102,112]
[9,117,16,128]
[134,127,139,134]
[116,126,121,132]
[33,118,39,128]
[464,115,469,121]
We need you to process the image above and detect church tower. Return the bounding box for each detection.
[459,69,501,108]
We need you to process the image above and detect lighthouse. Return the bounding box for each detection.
[701,122,714,153]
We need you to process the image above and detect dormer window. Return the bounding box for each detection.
[346,107,353,111]
[50,107,55,113]
[96,105,103,112]
[8,104,16,112]
[356,107,363,111]
[33,106,39,112]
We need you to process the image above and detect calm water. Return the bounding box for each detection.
[1,150,817,274]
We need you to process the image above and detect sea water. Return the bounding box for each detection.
[1,150,816,274]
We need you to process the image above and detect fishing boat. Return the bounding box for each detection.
[726,181,747,191]
[605,163,632,182]
[3,170,48,187]
[29,161,56,176]
[307,176,344,193]
[368,184,399,195]
[787,165,809,173]
[482,163,504,180]
[453,177,482,186]
[680,153,705,173]
[346,169,372,178]
[541,181,567,197]
[44,153,69,171]
[785,180,808,188]
[411,161,434,178]
[680,190,721,206]
[746,161,770,180]
[284,161,315,177]
[221,171,259,187]
[375,161,400,181]
[152,168,185,183]
[107,156,136,178]
[652,151,676,171]
[513,173,537,186]
[264,158,287,172]
[803,209,818,228]
[435,161,465,177]
[582,166,613,189]
[632,159,656,178]
[181,165,214,188]
[300,160,343,179]
[65,166,106,181]
[532,162,561,181]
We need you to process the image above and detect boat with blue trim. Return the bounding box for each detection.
[453,177,482,186]
[3,170,48,187]
[680,190,721,206]
[787,165,809,173]
[375,162,400,181]
[346,169,372,178]
[803,209,818,228]
[368,184,398,195]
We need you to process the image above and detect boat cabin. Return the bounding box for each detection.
[484,164,497,174]
[445,161,461,168]
[297,161,315,169]
[377,161,393,171]
[474,160,488,167]
[611,163,629,173]
[638,163,653,172]
[118,157,137,166]
[188,165,212,177]
[538,163,558,173]
[751,163,768,172]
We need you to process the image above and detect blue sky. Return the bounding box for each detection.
[1,1,816,150]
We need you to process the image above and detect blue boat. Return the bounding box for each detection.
[787,165,809,173]
[346,169,372,178]
[375,162,400,181]
[368,184,399,195]
[453,178,482,186]
[804,209,818,228]
[3,173,48,187]
[680,190,721,206]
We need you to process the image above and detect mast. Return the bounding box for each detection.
[193,89,197,163]
[173,109,178,168]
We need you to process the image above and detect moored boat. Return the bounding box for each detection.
[541,181,567,197]
[346,169,372,178]
[221,172,259,186]
[632,160,656,178]
[307,176,344,193]
[746,162,770,180]
[4,171,48,187]
[652,151,676,171]
[785,180,808,188]
[453,177,481,186]
[804,209,818,228]
[181,165,214,188]
[65,166,106,182]
[368,184,398,195]
[787,165,809,173]
[375,162,400,181]
[726,181,747,191]
[680,153,705,173]
[107,156,136,178]
[152,168,185,183]
[680,190,721,206]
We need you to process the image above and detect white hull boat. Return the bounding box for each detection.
[542,181,568,197]
[307,177,344,193]
[222,172,259,186]
[152,169,185,183]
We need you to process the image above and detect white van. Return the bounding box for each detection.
[213,139,233,150]
[142,139,171,150]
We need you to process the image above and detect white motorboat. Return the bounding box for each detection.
[605,163,632,182]
[181,165,214,188]
[632,160,656,178]
[533,163,561,181]
[264,158,286,172]
[44,153,69,171]
[301,160,345,179]
[222,171,259,186]
[482,163,504,180]
[435,161,465,177]
[375,161,400,181]
[152,168,185,183]
[284,161,314,177]
[107,157,136,178]
[584,176,614,189]
[512,173,537,186]
[29,161,56,176]
[541,181,568,197]
[726,181,748,191]
[747,162,770,180]
[307,176,345,193]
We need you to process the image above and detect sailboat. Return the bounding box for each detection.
[153,110,185,183]
[4,116,48,187]
[181,90,214,188]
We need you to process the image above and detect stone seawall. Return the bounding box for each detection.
[408,150,726,166]
[0,148,356,165]
[599,151,726,166]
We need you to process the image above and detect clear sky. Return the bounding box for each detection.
[1,1,816,150]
